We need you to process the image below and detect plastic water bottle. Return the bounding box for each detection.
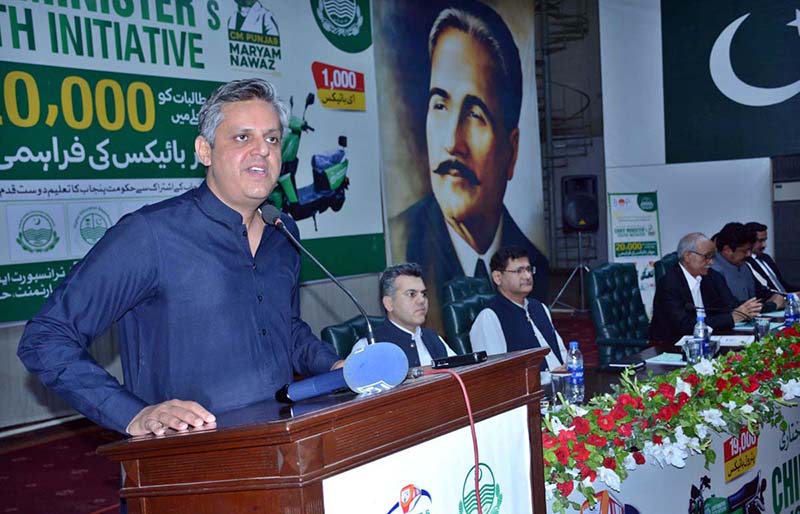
[786,293,800,328]
[566,341,584,404]
[693,311,711,357]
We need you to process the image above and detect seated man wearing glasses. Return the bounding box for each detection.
[469,246,566,370]
[649,232,762,344]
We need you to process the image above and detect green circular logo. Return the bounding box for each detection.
[311,0,372,53]
[17,211,59,253]
[75,207,112,245]
[459,463,503,514]
[637,193,658,212]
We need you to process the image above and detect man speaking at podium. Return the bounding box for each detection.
[18,78,342,437]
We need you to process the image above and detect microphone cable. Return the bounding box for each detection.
[423,368,483,514]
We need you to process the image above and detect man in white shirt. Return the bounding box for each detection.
[469,246,566,371]
[350,263,456,367]
[650,232,762,343]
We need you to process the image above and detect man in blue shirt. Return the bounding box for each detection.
[18,79,342,437]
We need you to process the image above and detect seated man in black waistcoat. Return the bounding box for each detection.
[469,246,566,371]
[349,263,456,367]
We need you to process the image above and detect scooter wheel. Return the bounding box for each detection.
[331,194,345,212]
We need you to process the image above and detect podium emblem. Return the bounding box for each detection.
[459,463,503,514]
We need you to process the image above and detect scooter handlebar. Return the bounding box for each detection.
[302,122,315,132]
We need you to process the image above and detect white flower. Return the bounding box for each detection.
[674,426,701,452]
[722,400,738,412]
[643,441,666,467]
[700,408,727,428]
[571,405,589,417]
[581,476,594,488]
[550,416,569,434]
[693,359,715,376]
[597,466,622,491]
[623,453,638,470]
[695,423,709,440]
[661,441,689,468]
[545,481,557,500]
[675,376,692,397]
[777,347,784,356]
[781,379,800,401]
[740,404,754,415]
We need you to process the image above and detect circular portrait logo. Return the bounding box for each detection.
[17,211,60,253]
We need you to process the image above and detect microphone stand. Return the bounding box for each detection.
[261,206,377,345]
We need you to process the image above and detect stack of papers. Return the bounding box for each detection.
[645,353,686,366]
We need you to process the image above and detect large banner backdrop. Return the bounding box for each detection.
[374,0,546,332]
[662,0,800,163]
[0,0,384,322]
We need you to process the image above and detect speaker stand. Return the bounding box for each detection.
[550,231,590,314]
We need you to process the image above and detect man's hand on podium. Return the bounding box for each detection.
[126,399,216,436]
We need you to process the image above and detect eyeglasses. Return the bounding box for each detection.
[501,265,535,275]
[688,250,716,261]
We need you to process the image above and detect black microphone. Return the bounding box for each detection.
[260,204,376,345]
[685,303,752,321]
[260,205,410,403]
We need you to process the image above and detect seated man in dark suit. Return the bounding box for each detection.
[349,263,456,367]
[650,232,762,343]
[469,246,566,371]
[744,221,799,294]
[710,222,782,311]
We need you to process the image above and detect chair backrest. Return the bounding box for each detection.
[441,276,494,305]
[587,263,650,340]
[441,293,495,355]
[654,251,679,283]
[320,315,386,359]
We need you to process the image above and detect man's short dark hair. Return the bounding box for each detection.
[715,222,755,252]
[428,2,522,132]
[379,263,423,299]
[490,246,529,273]
[745,221,767,233]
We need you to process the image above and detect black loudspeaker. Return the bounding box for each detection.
[562,175,599,233]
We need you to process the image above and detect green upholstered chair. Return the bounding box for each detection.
[320,315,385,359]
[441,276,494,305]
[441,293,495,355]
[654,252,679,283]
[587,263,650,369]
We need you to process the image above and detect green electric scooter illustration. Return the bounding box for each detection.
[267,93,349,230]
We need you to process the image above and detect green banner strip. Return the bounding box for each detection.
[300,233,386,282]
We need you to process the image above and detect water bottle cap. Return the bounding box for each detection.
[569,341,578,349]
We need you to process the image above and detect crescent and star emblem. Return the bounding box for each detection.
[709,9,800,107]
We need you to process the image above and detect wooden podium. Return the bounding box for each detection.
[99,349,548,513]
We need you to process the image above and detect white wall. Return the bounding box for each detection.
[599,0,773,255]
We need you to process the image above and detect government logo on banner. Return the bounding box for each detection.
[662,1,800,163]
[458,463,502,514]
